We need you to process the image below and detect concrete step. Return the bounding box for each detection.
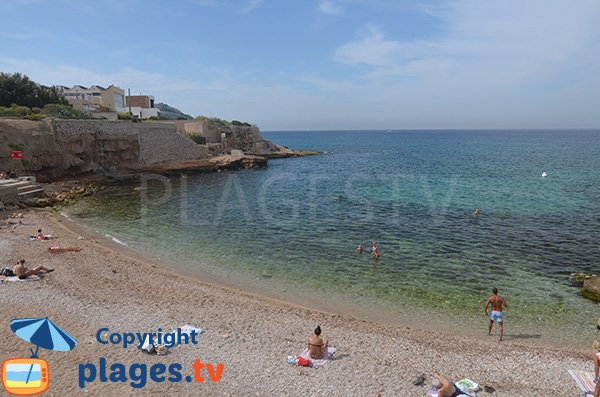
[0,180,32,189]
[17,185,42,194]
[18,188,45,199]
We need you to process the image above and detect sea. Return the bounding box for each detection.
[68,130,600,349]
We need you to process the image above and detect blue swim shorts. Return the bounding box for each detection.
[489,311,504,323]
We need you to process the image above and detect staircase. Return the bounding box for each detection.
[0,177,45,204]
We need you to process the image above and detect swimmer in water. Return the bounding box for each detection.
[472,208,481,217]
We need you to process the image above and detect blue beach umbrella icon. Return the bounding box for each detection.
[9,317,77,384]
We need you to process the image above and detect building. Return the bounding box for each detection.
[57,85,126,113]
[124,95,158,119]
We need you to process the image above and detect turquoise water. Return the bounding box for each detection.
[70,130,600,348]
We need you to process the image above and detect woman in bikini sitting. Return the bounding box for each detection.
[307,325,328,359]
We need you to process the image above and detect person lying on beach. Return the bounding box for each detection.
[48,247,82,254]
[431,371,465,397]
[13,259,54,280]
[32,229,56,240]
[307,325,328,359]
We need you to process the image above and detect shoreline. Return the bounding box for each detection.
[62,203,593,353]
[0,208,592,396]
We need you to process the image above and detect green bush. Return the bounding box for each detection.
[23,114,46,121]
[117,112,133,120]
[13,105,31,116]
[31,107,42,114]
[42,104,79,119]
[0,108,19,117]
[231,120,243,126]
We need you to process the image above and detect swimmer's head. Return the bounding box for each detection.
[314,325,321,336]
[492,287,498,294]
[432,379,442,390]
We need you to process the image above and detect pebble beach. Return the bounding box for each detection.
[0,209,593,396]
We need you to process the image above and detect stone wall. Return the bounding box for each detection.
[51,120,141,176]
[137,122,209,165]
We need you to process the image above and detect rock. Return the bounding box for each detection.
[597,317,600,330]
[571,273,595,285]
[582,276,600,302]
[412,373,426,386]
[23,198,53,207]
[484,385,496,393]
[0,202,4,211]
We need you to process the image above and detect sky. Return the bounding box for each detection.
[1,0,600,130]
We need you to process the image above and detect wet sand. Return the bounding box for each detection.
[0,209,593,396]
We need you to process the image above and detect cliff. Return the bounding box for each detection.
[0,118,318,183]
[0,118,209,181]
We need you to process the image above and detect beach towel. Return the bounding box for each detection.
[170,324,204,346]
[568,370,596,396]
[456,378,479,396]
[297,346,336,367]
[1,275,41,283]
[177,324,204,337]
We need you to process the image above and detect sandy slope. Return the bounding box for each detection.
[0,209,592,396]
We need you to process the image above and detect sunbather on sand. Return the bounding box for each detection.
[13,259,54,280]
[35,229,56,240]
[48,246,82,253]
[431,371,465,397]
[307,325,328,359]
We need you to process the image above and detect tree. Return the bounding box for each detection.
[0,72,68,108]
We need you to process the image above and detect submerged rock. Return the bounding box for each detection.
[582,276,600,302]
[571,273,595,285]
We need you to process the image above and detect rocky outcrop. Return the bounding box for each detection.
[129,155,267,175]
[582,276,600,302]
[267,144,322,159]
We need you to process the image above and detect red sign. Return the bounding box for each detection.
[9,150,23,160]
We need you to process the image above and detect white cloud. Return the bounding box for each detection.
[334,25,400,68]
[318,0,342,16]
[240,0,264,14]
[326,0,600,128]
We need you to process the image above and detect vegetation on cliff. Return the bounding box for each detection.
[0,72,67,108]
[0,72,91,120]
[194,115,252,127]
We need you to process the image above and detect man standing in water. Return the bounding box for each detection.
[485,287,508,341]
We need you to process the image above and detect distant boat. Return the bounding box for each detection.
[542,172,548,177]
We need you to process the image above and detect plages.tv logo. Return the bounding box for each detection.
[1,317,77,396]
